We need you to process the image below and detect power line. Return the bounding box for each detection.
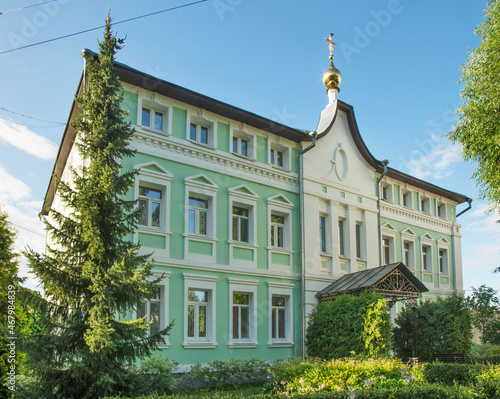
[0,106,65,125]
[0,116,64,129]
[0,0,208,55]
[0,0,59,16]
[6,220,45,238]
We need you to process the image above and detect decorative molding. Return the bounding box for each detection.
[381,204,453,231]
[132,131,299,188]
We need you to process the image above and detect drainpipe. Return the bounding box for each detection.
[376,160,389,265]
[451,198,472,293]
[299,131,318,360]
[456,198,472,218]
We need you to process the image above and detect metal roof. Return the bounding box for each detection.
[317,262,429,298]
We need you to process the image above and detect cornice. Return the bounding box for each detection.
[381,204,456,232]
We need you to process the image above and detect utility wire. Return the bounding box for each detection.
[6,220,45,238]
[0,106,65,125]
[0,0,59,16]
[0,0,208,55]
[0,116,64,129]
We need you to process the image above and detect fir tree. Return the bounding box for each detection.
[0,207,22,398]
[24,15,172,399]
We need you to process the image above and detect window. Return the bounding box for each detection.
[338,219,345,256]
[355,223,362,259]
[422,245,432,271]
[270,144,289,169]
[439,248,449,274]
[270,214,285,248]
[137,286,162,336]
[268,283,294,346]
[142,107,164,131]
[232,293,250,339]
[437,202,447,219]
[381,184,392,202]
[404,242,410,266]
[229,279,258,347]
[183,273,217,348]
[319,215,326,253]
[187,289,208,339]
[270,148,283,167]
[421,196,430,214]
[233,136,248,156]
[271,295,287,340]
[402,190,412,209]
[383,238,391,265]
[134,272,170,345]
[190,122,209,145]
[189,197,208,236]
[138,186,162,228]
[233,206,250,243]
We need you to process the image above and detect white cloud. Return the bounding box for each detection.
[0,119,57,160]
[0,164,45,292]
[403,134,461,180]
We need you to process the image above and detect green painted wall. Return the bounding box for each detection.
[381,216,454,289]
[172,107,187,139]
[291,148,299,173]
[122,91,138,125]
[121,152,300,272]
[393,184,400,205]
[217,122,229,152]
[256,136,267,164]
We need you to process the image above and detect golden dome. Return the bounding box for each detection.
[323,59,341,91]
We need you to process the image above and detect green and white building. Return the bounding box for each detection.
[42,49,470,366]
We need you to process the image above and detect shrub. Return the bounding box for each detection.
[179,356,270,389]
[470,344,500,364]
[474,364,500,399]
[270,357,412,395]
[412,362,485,386]
[306,290,391,359]
[393,295,472,362]
[132,353,178,395]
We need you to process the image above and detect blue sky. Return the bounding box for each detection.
[0,0,498,294]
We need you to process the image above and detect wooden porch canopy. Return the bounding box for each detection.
[316,262,428,306]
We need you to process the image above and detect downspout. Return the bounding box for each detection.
[299,131,318,360]
[452,198,472,293]
[376,160,389,265]
[456,198,472,217]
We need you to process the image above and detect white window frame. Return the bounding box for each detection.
[183,273,218,348]
[228,278,258,348]
[133,272,171,347]
[402,189,413,209]
[187,112,216,148]
[269,143,290,170]
[184,174,218,263]
[230,125,255,160]
[134,162,172,258]
[338,218,346,257]
[355,222,365,260]
[267,195,294,270]
[228,185,258,268]
[381,183,393,202]
[268,282,294,347]
[421,234,434,273]
[420,195,431,214]
[381,223,397,265]
[319,213,328,254]
[401,228,417,270]
[138,97,171,135]
[437,201,447,219]
[437,238,450,276]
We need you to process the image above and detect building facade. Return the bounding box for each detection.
[43,51,470,366]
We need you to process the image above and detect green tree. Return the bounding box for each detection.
[467,285,500,344]
[449,0,500,215]
[306,290,392,359]
[393,295,473,362]
[23,15,172,399]
[0,207,22,398]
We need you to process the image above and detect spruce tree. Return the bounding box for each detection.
[0,207,22,398]
[24,15,171,399]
